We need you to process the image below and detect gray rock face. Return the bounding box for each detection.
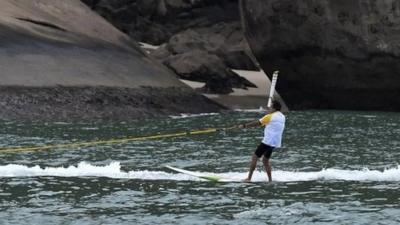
[0,0,222,120]
[81,0,258,94]
[240,0,400,111]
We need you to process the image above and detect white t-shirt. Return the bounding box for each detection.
[259,111,286,148]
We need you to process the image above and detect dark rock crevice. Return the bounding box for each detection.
[15,17,67,32]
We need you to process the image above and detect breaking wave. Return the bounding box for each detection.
[0,162,399,182]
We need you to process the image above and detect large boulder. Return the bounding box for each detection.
[161,25,257,70]
[152,29,257,93]
[0,0,222,120]
[240,0,400,111]
[164,50,256,94]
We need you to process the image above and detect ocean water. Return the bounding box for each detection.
[0,110,399,225]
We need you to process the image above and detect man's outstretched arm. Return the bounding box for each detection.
[238,120,261,129]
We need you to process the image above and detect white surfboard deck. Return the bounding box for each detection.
[165,165,244,182]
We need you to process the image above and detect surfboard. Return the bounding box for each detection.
[165,165,240,182]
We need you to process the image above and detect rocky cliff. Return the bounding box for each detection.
[241,0,400,111]
[82,0,259,94]
[0,0,222,120]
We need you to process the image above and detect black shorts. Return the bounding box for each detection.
[254,143,274,159]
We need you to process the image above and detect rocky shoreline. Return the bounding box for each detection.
[0,86,223,121]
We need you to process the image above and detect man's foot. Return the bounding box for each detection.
[243,178,251,182]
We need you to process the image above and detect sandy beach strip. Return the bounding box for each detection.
[180,69,288,110]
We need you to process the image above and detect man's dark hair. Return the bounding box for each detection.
[272,100,282,111]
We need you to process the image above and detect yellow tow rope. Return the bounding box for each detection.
[0,127,234,154]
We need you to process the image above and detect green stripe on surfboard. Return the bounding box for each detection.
[198,175,221,182]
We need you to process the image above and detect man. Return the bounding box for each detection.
[238,100,286,182]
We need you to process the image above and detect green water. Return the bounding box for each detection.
[0,110,399,224]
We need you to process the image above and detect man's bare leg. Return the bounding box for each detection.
[262,157,272,182]
[244,154,258,182]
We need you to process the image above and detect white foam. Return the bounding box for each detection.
[0,162,399,182]
[217,167,400,182]
[0,162,199,181]
[273,167,400,182]
[169,113,219,119]
[234,107,266,113]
